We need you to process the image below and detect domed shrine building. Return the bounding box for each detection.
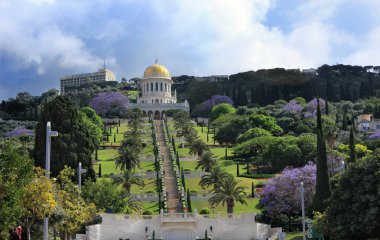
[131,60,190,119]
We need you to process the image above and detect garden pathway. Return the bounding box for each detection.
[155,120,181,213]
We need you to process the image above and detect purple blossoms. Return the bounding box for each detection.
[200,95,234,113]
[5,126,34,138]
[89,92,129,116]
[260,162,316,216]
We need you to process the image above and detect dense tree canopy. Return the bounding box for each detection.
[0,146,34,239]
[327,154,380,239]
[210,103,236,122]
[34,96,96,179]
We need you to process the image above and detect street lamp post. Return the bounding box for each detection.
[43,122,58,240]
[300,182,306,240]
[78,162,87,191]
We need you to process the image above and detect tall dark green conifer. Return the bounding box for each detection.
[314,98,331,212]
[349,126,357,164]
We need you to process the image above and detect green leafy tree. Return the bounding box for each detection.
[327,155,380,239]
[210,103,236,122]
[249,114,283,134]
[199,164,229,190]
[0,145,34,239]
[214,115,250,144]
[208,175,247,215]
[236,127,272,144]
[34,96,96,179]
[54,167,97,240]
[22,168,57,240]
[82,178,142,213]
[262,136,303,172]
[80,107,104,130]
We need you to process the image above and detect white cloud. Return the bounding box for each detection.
[0,0,379,100]
[0,0,108,76]
[344,27,380,66]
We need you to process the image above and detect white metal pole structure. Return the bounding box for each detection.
[300,182,306,240]
[43,122,58,240]
[78,162,87,191]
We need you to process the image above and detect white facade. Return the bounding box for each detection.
[60,68,116,94]
[131,61,190,119]
[78,212,281,240]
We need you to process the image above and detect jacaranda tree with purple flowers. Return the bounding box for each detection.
[283,100,304,114]
[200,95,234,113]
[89,92,129,117]
[260,162,316,231]
[368,131,380,140]
[306,98,325,113]
[5,126,34,138]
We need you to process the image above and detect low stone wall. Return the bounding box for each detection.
[83,212,277,240]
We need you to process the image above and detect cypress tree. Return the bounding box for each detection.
[114,133,116,142]
[314,98,331,212]
[117,126,119,134]
[325,99,329,115]
[349,126,357,164]
[251,182,255,198]
[342,113,348,131]
[225,147,228,160]
[95,147,98,161]
[176,151,180,167]
[186,189,192,212]
[246,163,250,175]
[98,164,102,178]
[181,167,186,189]
[236,163,240,177]
[207,133,209,142]
[109,125,112,134]
[172,135,176,152]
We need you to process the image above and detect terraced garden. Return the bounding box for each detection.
[92,118,271,215]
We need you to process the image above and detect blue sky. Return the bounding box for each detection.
[0,0,379,100]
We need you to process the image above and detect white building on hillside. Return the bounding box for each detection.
[60,68,116,94]
[130,60,190,119]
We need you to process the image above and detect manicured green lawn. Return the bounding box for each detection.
[140,161,156,171]
[94,149,120,176]
[142,143,154,157]
[130,178,157,194]
[194,126,219,146]
[97,149,118,161]
[191,197,261,214]
[210,147,234,160]
[177,147,190,157]
[139,201,160,214]
[179,161,198,171]
[286,232,303,240]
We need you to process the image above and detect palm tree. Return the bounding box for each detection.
[199,164,229,190]
[112,169,145,193]
[189,138,209,156]
[208,175,247,215]
[121,192,143,213]
[117,134,144,170]
[116,145,140,170]
[196,151,216,172]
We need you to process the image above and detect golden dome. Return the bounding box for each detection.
[143,63,170,78]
